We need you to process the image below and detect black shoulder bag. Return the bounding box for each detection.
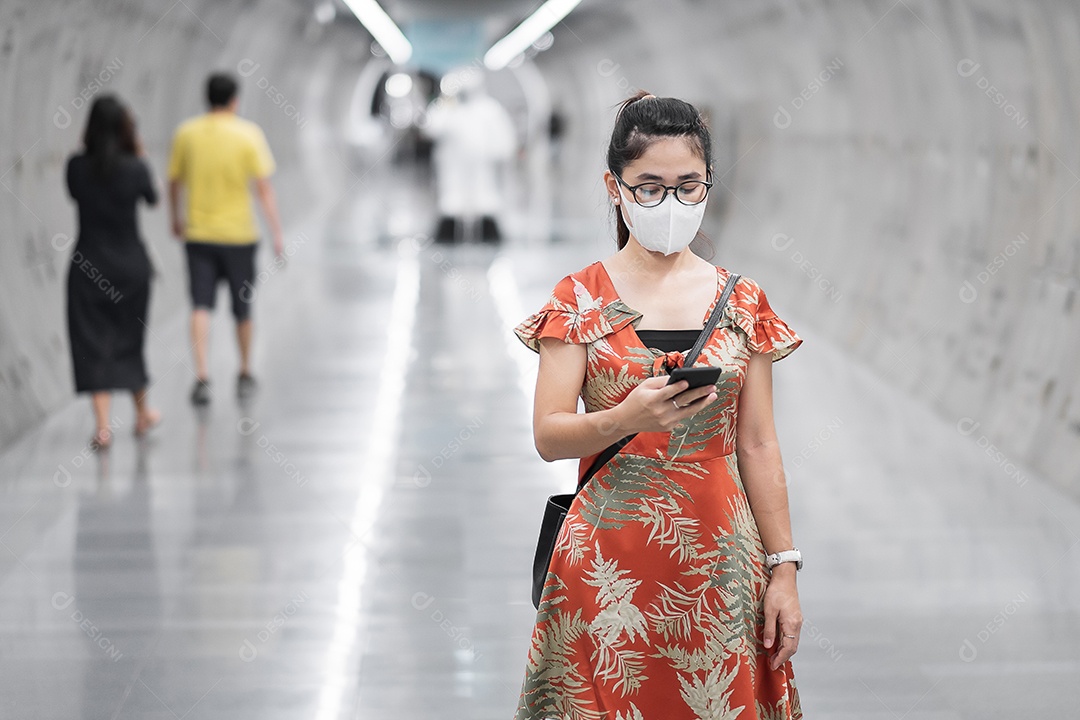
[530,271,741,608]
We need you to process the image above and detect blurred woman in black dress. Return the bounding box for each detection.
[65,95,161,449]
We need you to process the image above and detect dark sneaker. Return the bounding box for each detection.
[434,216,459,243]
[479,215,502,243]
[191,379,212,406]
[237,373,257,400]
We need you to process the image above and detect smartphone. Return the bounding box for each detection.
[666,366,723,389]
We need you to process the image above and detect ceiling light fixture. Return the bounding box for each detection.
[340,0,412,64]
[385,72,413,98]
[483,0,582,71]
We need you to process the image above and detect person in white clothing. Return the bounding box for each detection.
[423,69,516,243]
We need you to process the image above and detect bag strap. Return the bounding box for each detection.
[577,433,634,492]
[685,272,740,368]
[574,270,741,493]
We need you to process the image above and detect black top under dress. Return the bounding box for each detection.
[65,154,158,393]
[634,328,701,353]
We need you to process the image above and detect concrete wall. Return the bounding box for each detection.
[536,0,1080,499]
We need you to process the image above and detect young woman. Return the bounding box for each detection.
[65,95,161,448]
[513,92,805,719]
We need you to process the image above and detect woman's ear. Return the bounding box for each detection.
[603,169,620,204]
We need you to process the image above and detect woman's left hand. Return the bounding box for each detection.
[762,564,802,670]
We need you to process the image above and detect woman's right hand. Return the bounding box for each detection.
[612,376,718,435]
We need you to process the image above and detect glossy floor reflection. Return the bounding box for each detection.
[1,178,1078,719]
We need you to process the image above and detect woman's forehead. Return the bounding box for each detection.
[625,137,707,177]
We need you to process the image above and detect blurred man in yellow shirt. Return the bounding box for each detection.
[168,72,283,405]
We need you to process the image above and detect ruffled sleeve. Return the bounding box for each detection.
[749,282,803,362]
[513,272,635,353]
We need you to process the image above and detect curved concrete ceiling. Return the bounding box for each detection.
[2,0,1078,497]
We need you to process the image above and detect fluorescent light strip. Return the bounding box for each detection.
[341,0,413,64]
[315,242,420,720]
[483,0,582,71]
[487,254,537,400]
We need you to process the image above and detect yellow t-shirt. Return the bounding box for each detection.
[168,113,275,244]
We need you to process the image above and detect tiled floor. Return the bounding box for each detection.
[0,170,1077,719]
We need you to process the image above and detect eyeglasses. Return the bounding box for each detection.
[612,171,712,208]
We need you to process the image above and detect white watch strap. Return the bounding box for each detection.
[766,548,802,570]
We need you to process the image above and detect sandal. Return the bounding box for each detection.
[90,428,112,451]
[135,409,162,436]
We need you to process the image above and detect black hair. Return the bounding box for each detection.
[606,91,714,250]
[207,72,239,108]
[82,94,137,178]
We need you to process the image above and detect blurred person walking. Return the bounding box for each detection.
[424,69,516,243]
[168,72,283,405]
[64,94,162,450]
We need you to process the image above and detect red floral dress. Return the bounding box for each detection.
[513,261,804,720]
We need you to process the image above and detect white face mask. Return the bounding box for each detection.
[619,186,707,255]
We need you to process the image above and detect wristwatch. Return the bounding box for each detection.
[764,547,803,571]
